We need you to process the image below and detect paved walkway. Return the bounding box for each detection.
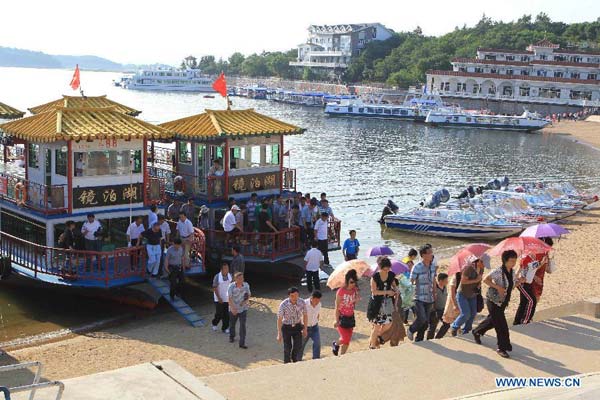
[202,314,600,400]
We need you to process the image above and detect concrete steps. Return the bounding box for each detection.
[201,314,600,400]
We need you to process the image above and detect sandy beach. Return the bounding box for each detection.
[2,120,600,384]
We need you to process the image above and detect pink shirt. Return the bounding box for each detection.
[337,287,358,316]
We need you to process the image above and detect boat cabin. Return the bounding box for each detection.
[0,105,204,288]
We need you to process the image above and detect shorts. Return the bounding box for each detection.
[337,326,354,345]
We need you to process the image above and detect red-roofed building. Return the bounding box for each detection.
[427,41,600,107]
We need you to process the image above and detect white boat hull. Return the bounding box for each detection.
[384,215,523,239]
[425,111,550,132]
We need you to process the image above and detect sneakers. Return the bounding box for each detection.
[473,331,482,345]
[332,341,340,356]
[211,325,218,332]
[239,345,248,349]
[407,330,414,341]
[497,349,510,358]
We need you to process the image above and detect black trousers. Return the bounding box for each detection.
[282,324,304,363]
[306,270,320,292]
[427,309,445,340]
[168,266,185,299]
[305,228,314,249]
[513,283,537,325]
[317,239,329,265]
[212,302,230,331]
[473,300,512,352]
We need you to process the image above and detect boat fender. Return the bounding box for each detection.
[14,181,27,206]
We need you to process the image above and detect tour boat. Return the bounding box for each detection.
[324,93,444,121]
[425,108,551,132]
[383,208,523,239]
[121,69,215,92]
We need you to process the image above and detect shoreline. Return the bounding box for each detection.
[2,120,600,383]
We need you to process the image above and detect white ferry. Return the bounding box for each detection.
[122,69,215,92]
[425,109,551,132]
[324,93,444,122]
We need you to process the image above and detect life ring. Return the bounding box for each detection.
[15,182,27,206]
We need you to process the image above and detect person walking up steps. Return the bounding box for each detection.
[304,241,323,293]
[332,269,360,356]
[228,272,251,349]
[407,245,437,342]
[277,287,308,363]
[301,290,322,360]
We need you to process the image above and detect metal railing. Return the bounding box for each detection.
[0,231,147,287]
[282,168,296,191]
[0,361,64,400]
[203,227,302,260]
[0,172,68,215]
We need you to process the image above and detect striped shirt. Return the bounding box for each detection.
[278,298,307,325]
[410,261,437,303]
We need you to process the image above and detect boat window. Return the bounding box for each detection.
[384,109,391,114]
[400,110,408,115]
[392,109,399,115]
[453,116,459,122]
[265,144,280,165]
[466,117,472,123]
[28,143,40,169]
[55,148,67,176]
[178,142,192,164]
[73,150,141,177]
[358,108,364,113]
[348,107,353,112]
[367,107,374,113]
[376,108,383,114]
[230,144,279,169]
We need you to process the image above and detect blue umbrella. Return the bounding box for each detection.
[365,245,394,257]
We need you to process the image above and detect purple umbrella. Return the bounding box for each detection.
[520,223,570,238]
[365,245,394,257]
[364,260,409,277]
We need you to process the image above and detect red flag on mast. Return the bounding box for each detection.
[212,72,227,97]
[70,65,81,90]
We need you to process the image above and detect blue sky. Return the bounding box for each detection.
[1,0,598,64]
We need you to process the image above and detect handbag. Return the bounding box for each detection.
[339,314,356,328]
[546,259,557,274]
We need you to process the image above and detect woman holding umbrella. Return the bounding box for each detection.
[367,257,398,349]
[472,250,524,358]
[332,269,360,356]
[514,237,554,325]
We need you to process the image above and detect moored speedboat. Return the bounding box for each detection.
[383,209,523,239]
[425,108,550,132]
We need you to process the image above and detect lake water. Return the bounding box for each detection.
[2,67,600,342]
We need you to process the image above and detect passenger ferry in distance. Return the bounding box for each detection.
[122,68,215,92]
[425,108,551,132]
[324,91,444,121]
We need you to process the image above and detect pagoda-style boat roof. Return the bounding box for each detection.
[28,95,141,116]
[0,101,25,120]
[159,108,305,139]
[0,107,171,143]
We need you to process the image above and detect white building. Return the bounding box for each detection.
[290,23,394,72]
[426,40,600,107]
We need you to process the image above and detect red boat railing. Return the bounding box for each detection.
[0,172,68,215]
[164,221,207,266]
[0,231,147,287]
[202,227,302,260]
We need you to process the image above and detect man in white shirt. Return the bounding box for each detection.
[301,290,322,360]
[223,205,243,245]
[314,212,330,266]
[148,205,158,228]
[211,262,232,333]
[304,241,323,292]
[176,211,194,268]
[81,213,102,271]
[126,216,146,247]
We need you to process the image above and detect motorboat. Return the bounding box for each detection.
[383,208,523,239]
[425,108,551,132]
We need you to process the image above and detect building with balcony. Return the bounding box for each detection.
[290,23,394,74]
[426,40,600,109]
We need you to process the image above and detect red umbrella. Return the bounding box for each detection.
[447,243,492,276]
[487,237,552,258]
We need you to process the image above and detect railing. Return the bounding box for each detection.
[164,221,206,268]
[0,361,64,400]
[203,227,302,261]
[147,166,206,198]
[0,231,147,287]
[282,168,296,191]
[0,172,68,215]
